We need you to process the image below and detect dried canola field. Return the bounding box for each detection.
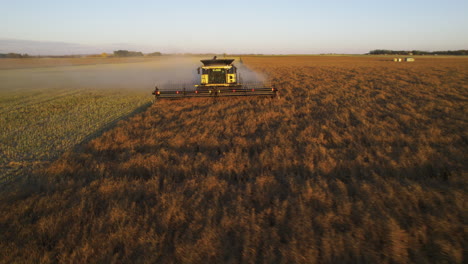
[0,56,467,263]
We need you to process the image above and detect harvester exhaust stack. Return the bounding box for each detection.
[152,57,278,100]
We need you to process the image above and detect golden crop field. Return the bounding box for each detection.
[0,56,467,263]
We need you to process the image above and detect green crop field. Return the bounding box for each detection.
[0,88,150,183]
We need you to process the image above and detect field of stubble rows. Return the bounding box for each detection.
[0,56,467,263]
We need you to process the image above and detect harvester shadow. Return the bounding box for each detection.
[73,101,153,153]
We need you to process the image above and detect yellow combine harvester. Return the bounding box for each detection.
[152,57,278,100]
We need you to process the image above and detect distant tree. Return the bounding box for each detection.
[147,52,162,56]
[7,53,23,58]
[114,50,130,57]
[113,50,143,57]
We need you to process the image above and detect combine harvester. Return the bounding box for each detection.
[152,57,278,100]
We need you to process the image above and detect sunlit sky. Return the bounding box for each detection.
[1,0,467,55]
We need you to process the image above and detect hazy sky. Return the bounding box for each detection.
[1,0,467,54]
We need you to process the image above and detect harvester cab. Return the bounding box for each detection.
[153,56,277,100]
[197,56,238,86]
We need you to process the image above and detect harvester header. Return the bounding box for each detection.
[153,56,278,100]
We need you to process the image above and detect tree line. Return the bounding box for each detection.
[0,53,31,58]
[0,50,163,58]
[368,49,468,55]
[113,50,163,57]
